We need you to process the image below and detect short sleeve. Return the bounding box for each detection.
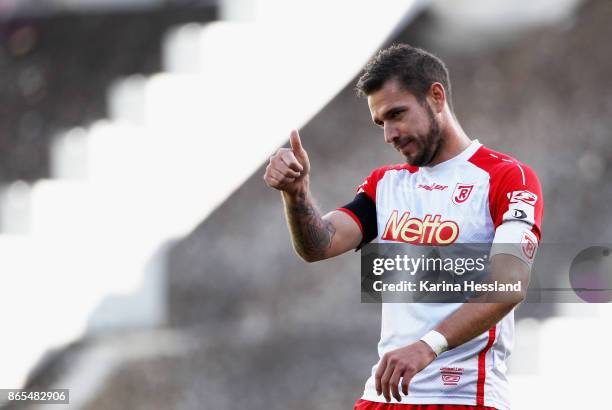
[490,163,543,240]
[490,163,544,265]
[336,169,384,247]
[336,164,417,249]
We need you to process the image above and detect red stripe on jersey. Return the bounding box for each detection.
[337,207,364,235]
[357,164,418,202]
[468,146,543,240]
[476,326,497,406]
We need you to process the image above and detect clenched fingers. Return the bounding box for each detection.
[273,159,301,179]
[265,165,295,185]
[278,149,304,172]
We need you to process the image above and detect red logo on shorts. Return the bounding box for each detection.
[453,183,474,205]
[440,367,464,386]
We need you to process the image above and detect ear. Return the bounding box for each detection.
[428,83,446,114]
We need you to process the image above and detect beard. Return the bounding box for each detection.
[396,104,444,167]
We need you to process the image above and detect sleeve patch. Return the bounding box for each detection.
[507,190,538,206]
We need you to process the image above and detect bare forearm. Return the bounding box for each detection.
[436,302,516,349]
[436,254,530,348]
[282,185,336,262]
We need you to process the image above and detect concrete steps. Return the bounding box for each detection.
[0,0,427,391]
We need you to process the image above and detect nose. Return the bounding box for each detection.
[383,123,400,145]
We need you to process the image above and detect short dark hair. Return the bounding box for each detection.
[356,43,453,111]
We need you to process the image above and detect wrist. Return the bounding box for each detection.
[282,177,310,201]
[420,330,449,357]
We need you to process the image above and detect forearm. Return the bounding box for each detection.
[435,254,530,349]
[435,302,517,349]
[282,180,336,262]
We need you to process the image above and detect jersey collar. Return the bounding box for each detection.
[421,139,481,175]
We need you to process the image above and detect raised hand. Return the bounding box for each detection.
[264,129,310,196]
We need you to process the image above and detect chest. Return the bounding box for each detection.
[375,169,494,244]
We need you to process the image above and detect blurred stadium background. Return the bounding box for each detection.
[0,0,610,408]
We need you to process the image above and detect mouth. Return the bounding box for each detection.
[396,139,417,155]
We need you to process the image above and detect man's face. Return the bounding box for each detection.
[368,78,444,167]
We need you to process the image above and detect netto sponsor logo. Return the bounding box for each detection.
[382,210,459,245]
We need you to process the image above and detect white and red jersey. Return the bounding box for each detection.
[338,140,543,410]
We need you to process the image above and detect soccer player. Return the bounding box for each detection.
[263,44,543,410]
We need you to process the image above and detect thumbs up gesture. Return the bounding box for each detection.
[264,129,311,195]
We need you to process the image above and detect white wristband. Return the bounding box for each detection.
[420,330,449,356]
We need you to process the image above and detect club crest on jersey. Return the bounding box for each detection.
[452,183,474,205]
[508,190,538,206]
[521,231,538,261]
[382,210,459,246]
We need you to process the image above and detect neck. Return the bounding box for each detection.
[428,116,471,167]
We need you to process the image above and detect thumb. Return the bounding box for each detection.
[289,129,304,153]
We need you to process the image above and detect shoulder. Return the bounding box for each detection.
[467,145,539,184]
[366,163,418,181]
[357,163,418,200]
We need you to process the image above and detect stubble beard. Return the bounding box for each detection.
[403,104,444,167]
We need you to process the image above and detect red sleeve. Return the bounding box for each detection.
[336,167,386,245]
[489,162,544,240]
[355,167,383,202]
[355,164,417,202]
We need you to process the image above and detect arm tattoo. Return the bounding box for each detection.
[285,192,336,261]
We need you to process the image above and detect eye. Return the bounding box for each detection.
[389,109,404,119]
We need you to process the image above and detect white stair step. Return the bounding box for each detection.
[50,127,89,180]
[0,181,32,234]
[0,236,106,388]
[162,23,207,74]
[107,74,148,125]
